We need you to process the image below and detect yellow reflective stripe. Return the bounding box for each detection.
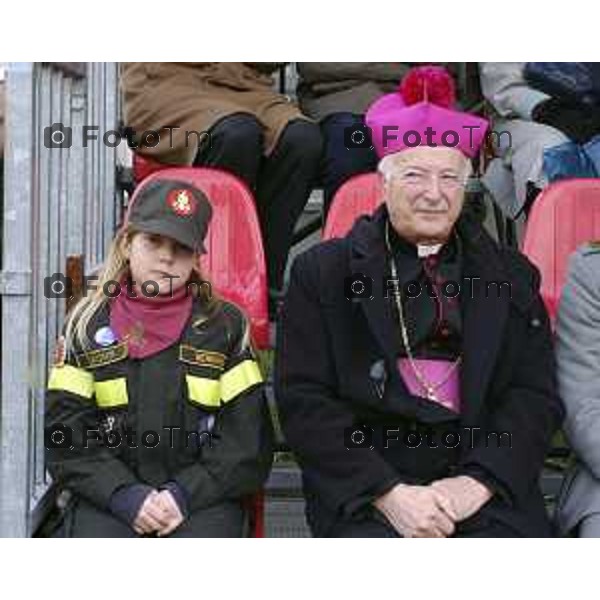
[186,375,221,407]
[95,378,128,408]
[220,359,263,402]
[186,361,262,407]
[48,365,94,399]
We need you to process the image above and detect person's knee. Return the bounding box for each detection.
[321,112,377,174]
[278,119,323,163]
[322,111,365,136]
[210,113,264,154]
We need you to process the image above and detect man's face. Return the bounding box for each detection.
[382,146,470,245]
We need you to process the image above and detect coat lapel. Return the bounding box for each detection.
[459,224,510,423]
[348,208,403,368]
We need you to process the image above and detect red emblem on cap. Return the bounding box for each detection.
[167,189,197,217]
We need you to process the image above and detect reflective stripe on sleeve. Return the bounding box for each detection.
[94,378,128,408]
[186,375,221,408]
[220,359,263,402]
[47,365,94,399]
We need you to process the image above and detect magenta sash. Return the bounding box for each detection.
[397,358,461,413]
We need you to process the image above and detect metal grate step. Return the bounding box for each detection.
[265,498,310,537]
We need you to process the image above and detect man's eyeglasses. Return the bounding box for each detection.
[388,169,469,191]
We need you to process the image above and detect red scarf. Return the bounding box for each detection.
[110,279,193,359]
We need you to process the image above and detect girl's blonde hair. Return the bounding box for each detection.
[64,226,241,353]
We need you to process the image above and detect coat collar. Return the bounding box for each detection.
[347,204,517,421]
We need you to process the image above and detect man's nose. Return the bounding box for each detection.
[422,175,444,200]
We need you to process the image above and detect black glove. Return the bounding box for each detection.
[532,98,600,144]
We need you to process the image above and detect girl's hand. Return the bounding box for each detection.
[133,490,171,535]
[154,490,185,537]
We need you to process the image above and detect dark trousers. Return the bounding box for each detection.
[55,497,246,538]
[327,512,523,538]
[319,112,378,216]
[194,114,322,292]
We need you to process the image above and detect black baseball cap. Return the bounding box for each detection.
[125,179,213,253]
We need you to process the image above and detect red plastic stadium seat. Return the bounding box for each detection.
[133,152,173,184]
[323,173,384,240]
[523,178,600,326]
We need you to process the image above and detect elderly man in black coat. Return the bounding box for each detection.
[274,66,564,538]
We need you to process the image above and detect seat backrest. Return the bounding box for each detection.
[134,167,269,349]
[323,173,384,240]
[522,178,600,325]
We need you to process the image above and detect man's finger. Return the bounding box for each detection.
[431,488,458,521]
[431,510,455,537]
[387,518,408,538]
[413,526,444,538]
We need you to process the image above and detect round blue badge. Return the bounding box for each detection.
[94,326,117,347]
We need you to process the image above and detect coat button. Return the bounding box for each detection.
[530,317,541,328]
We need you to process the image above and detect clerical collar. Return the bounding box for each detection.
[417,244,443,258]
[387,222,459,263]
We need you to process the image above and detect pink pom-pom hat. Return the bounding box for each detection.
[365,65,489,159]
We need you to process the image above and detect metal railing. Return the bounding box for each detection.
[0,62,120,537]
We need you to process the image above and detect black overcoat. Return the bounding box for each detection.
[275,205,564,537]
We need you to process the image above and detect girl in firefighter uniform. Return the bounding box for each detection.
[45,178,273,537]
